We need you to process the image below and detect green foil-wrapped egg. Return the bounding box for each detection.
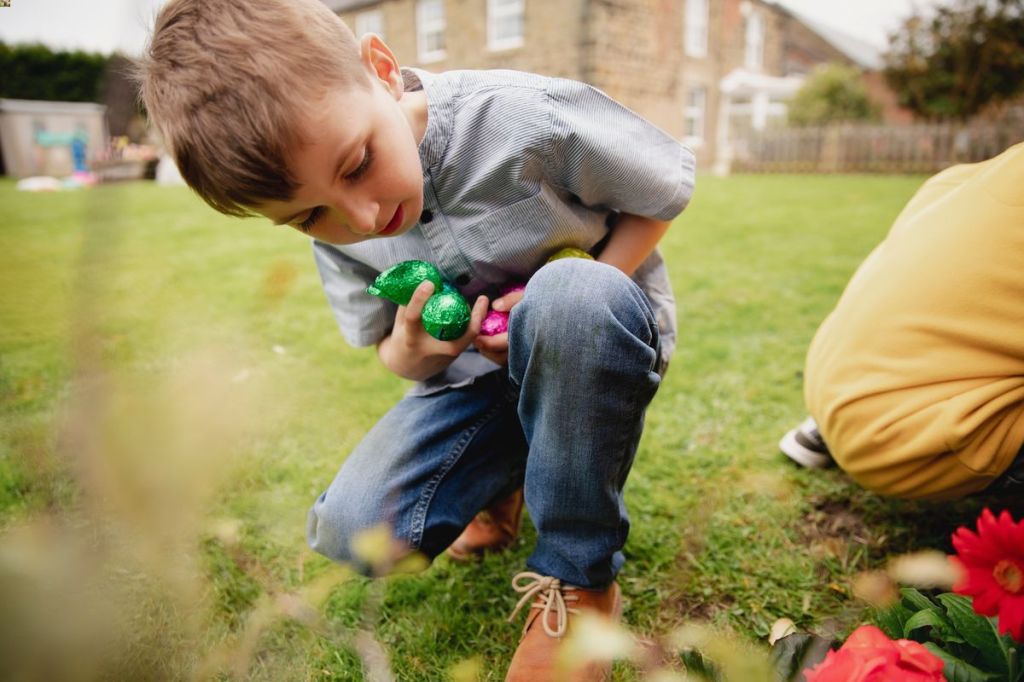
[421,284,471,340]
[546,246,594,263]
[366,260,444,305]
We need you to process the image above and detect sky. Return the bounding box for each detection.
[772,0,946,49]
[0,0,947,56]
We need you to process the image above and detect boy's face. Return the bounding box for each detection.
[256,37,426,245]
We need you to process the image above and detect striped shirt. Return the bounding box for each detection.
[313,68,696,394]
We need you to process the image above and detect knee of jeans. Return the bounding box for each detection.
[524,259,635,322]
[306,488,384,565]
[519,259,652,345]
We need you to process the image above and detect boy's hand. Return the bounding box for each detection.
[379,281,490,381]
[472,288,525,366]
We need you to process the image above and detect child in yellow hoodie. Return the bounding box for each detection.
[781,142,1024,500]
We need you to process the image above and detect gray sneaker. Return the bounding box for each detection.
[779,417,833,469]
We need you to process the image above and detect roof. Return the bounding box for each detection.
[765,2,884,71]
[321,0,382,12]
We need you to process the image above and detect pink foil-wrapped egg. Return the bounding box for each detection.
[480,309,509,336]
[499,282,527,297]
[480,282,526,336]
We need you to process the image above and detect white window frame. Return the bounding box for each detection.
[744,11,764,70]
[487,0,525,51]
[684,86,707,147]
[684,0,709,58]
[416,0,447,63]
[355,9,385,40]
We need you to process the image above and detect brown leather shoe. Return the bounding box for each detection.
[446,487,524,562]
[504,572,623,681]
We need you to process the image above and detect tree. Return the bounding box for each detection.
[787,63,879,127]
[884,0,1024,121]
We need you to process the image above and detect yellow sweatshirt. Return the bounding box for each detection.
[805,143,1024,500]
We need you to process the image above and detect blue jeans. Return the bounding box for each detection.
[306,259,664,588]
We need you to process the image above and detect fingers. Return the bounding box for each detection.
[474,332,508,352]
[491,289,525,312]
[473,332,509,366]
[401,280,435,332]
[451,295,488,348]
[467,295,489,336]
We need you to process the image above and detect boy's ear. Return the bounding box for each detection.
[360,34,404,99]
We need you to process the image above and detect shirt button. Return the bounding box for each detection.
[455,274,470,286]
[420,209,434,223]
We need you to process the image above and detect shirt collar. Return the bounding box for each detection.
[403,67,453,172]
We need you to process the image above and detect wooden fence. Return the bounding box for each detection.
[731,123,1023,174]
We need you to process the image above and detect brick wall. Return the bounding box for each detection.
[862,70,915,124]
[335,0,891,170]
[579,0,684,135]
[339,0,587,80]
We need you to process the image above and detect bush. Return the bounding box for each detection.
[788,63,879,127]
[0,42,111,103]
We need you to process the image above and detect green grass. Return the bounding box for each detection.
[0,175,1003,680]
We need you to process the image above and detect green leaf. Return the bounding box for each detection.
[922,643,999,682]
[769,632,834,682]
[874,602,915,640]
[902,587,944,614]
[937,593,1009,675]
[904,608,966,645]
[680,648,722,682]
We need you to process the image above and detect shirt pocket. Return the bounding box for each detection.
[473,185,609,271]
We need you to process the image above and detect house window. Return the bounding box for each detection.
[355,9,385,40]
[685,0,709,58]
[744,11,764,70]
[416,0,446,63]
[487,0,525,51]
[684,86,706,144]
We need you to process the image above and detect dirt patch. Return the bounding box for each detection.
[664,587,735,623]
[799,498,876,547]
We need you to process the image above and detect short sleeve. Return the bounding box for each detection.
[312,241,395,347]
[543,79,696,221]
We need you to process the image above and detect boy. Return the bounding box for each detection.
[140,0,694,677]
[780,143,1024,501]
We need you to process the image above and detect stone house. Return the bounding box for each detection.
[326,0,895,170]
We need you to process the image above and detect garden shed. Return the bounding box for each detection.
[0,98,108,178]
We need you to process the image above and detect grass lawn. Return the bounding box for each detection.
[0,174,1003,680]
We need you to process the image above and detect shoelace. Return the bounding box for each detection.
[507,571,580,637]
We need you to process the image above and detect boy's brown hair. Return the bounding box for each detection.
[137,0,368,216]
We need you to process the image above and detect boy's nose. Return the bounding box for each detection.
[335,199,378,236]
[348,216,377,236]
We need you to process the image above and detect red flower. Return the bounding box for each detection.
[951,508,1024,642]
[804,625,944,682]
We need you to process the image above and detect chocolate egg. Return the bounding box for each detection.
[499,282,527,297]
[546,247,593,263]
[421,285,471,340]
[480,309,509,336]
[366,260,444,305]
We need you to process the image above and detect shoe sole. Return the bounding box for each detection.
[779,429,833,469]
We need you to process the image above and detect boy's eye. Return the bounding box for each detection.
[297,206,324,233]
[345,147,373,181]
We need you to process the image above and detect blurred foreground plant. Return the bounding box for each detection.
[0,187,378,680]
[866,509,1024,681]
[951,509,1024,645]
[0,344,352,680]
[803,624,944,681]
